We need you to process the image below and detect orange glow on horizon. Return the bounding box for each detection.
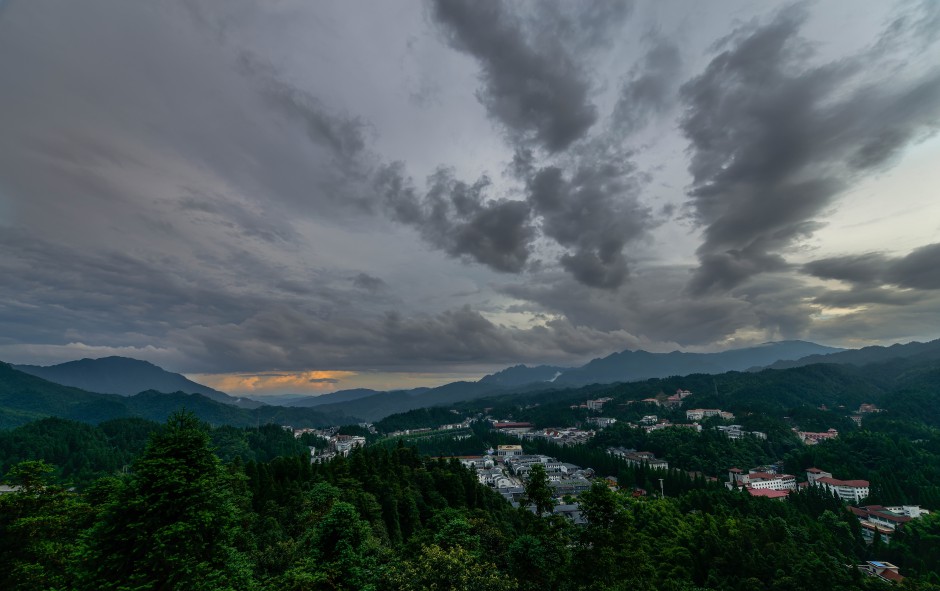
[191,370,357,394]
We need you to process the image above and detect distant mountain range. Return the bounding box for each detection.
[6,338,938,426]
[551,340,844,386]
[274,340,849,421]
[15,357,263,409]
[763,339,940,370]
[0,362,355,430]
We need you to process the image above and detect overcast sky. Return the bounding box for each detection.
[2,0,939,396]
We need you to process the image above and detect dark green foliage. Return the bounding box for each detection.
[374,406,466,433]
[0,417,157,486]
[0,460,94,591]
[522,463,554,516]
[2,349,940,591]
[78,411,253,590]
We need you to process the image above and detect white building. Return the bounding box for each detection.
[496,444,524,458]
[727,468,795,491]
[586,397,613,411]
[813,475,870,503]
[332,435,366,456]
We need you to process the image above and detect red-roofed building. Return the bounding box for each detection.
[859,561,904,584]
[492,422,534,429]
[727,467,795,491]
[813,476,870,503]
[851,505,930,544]
[748,488,789,500]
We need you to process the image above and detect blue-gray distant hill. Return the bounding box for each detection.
[309,341,845,421]
[15,356,263,409]
[763,338,940,370]
[530,341,844,387]
[479,364,567,388]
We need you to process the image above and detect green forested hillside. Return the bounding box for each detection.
[0,362,356,429]
[3,412,938,590]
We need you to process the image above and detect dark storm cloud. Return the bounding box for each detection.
[612,35,683,135]
[0,230,607,372]
[889,243,940,290]
[681,5,940,294]
[352,273,388,293]
[308,377,339,384]
[804,243,940,293]
[526,154,653,289]
[803,253,890,286]
[430,0,599,152]
[374,164,536,273]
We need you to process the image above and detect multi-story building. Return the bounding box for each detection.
[586,397,613,411]
[796,428,839,445]
[811,474,870,503]
[850,505,930,544]
[727,467,795,491]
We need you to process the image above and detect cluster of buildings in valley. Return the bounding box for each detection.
[385,420,472,439]
[489,419,596,446]
[456,444,596,520]
[288,426,367,462]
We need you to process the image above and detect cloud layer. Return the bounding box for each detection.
[1,0,940,385]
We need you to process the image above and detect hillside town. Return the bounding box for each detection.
[288,388,934,586]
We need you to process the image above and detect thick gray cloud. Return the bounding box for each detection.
[681,5,940,294]
[804,243,940,294]
[352,273,388,293]
[525,152,653,288]
[374,164,536,273]
[612,35,683,135]
[2,0,939,382]
[430,0,602,152]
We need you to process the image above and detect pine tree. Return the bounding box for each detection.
[77,411,253,591]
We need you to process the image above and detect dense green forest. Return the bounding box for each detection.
[2,411,940,590]
[3,356,940,588]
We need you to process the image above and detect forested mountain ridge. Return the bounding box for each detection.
[764,338,940,370]
[0,362,355,429]
[549,340,844,387]
[15,356,263,409]
[252,341,845,418]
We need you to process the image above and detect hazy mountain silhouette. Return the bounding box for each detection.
[15,356,263,409]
